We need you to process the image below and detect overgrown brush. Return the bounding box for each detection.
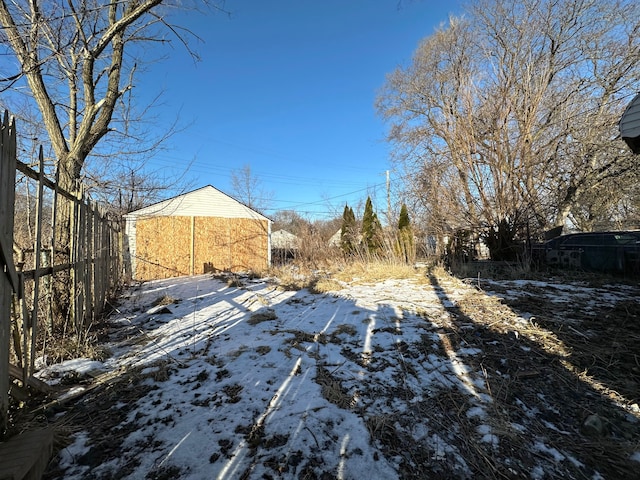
[333,256,425,284]
[270,253,429,293]
[43,332,110,365]
[268,265,318,291]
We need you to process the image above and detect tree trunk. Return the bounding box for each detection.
[51,159,81,329]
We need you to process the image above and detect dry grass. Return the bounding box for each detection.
[424,269,640,478]
[248,308,278,325]
[151,295,178,307]
[308,277,343,293]
[255,345,271,355]
[137,360,172,382]
[270,257,424,292]
[315,365,355,409]
[332,258,424,284]
[268,265,318,291]
[226,277,245,288]
[46,334,111,365]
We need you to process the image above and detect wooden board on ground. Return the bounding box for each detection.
[0,427,53,480]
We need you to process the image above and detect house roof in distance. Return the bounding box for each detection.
[271,230,300,249]
[620,92,640,154]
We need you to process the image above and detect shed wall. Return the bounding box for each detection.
[133,216,269,280]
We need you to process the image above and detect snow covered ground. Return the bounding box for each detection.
[39,271,640,479]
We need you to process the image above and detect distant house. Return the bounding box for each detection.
[328,229,343,248]
[271,229,300,263]
[124,186,271,281]
[620,92,640,154]
[328,228,366,250]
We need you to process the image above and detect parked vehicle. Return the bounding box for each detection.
[537,231,640,274]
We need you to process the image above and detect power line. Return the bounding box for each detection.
[144,155,369,188]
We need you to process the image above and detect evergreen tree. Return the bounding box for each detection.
[371,212,383,253]
[396,203,415,263]
[362,197,383,254]
[398,204,410,231]
[340,204,357,255]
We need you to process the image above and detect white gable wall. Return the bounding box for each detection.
[126,185,269,220]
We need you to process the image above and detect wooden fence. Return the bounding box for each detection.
[0,111,123,435]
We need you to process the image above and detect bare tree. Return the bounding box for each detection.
[377,0,640,257]
[272,210,310,236]
[0,0,225,321]
[0,0,224,222]
[230,164,275,214]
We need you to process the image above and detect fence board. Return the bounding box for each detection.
[1,111,17,433]
[27,148,46,380]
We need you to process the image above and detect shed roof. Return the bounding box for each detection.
[328,229,342,247]
[329,228,363,247]
[619,92,640,154]
[271,230,300,249]
[125,185,270,221]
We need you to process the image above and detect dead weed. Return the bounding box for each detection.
[248,308,278,325]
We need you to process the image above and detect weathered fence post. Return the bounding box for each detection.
[0,111,18,435]
[26,147,46,379]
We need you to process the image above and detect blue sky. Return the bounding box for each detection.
[144,0,463,220]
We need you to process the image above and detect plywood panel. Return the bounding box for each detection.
[135,217,191,280]
[230,218,269,272]
[195,217,269,274]
[194,217,232,273]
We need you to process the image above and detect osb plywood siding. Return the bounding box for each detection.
[229,217,269,272]
[193,217,232,272]
[135,217,192,280]
[134,216,269,280]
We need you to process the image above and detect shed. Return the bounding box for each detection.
[619,92,640,154]
[328,229,342,247]
[328,228,362,248]
[271,230,300,250]
[271,229,300,264]
[124,186,271,280]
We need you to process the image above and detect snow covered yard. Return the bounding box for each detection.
[38,270,640,479]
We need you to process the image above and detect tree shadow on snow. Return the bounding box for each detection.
[422,273,640,479]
